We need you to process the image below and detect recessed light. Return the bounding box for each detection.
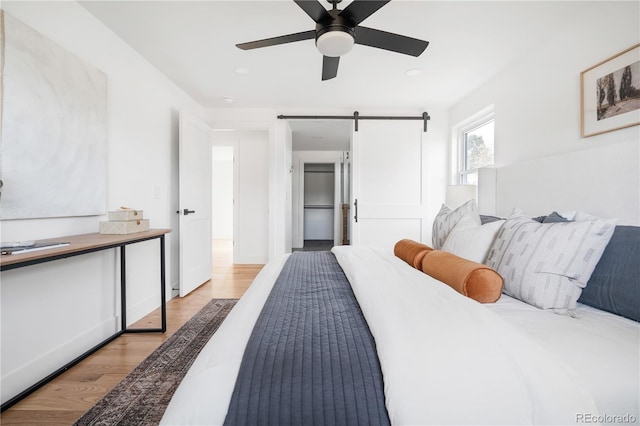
[405,68,422,77]
[234,66,250,75]
[223,96,234,104]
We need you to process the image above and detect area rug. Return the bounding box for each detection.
[74,298,238,426]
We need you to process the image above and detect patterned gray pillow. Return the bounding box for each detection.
[486,210,617,314]
[432,200,480,249]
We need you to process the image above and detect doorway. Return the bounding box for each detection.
[289,120,351,250]
[302,163,335,251]
[211,129,269,264]
[211,145,234,262]
[212,146,233,241]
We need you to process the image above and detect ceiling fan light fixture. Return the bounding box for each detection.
[316,30,354,57]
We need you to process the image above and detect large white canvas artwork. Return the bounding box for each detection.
[0,12,107,219]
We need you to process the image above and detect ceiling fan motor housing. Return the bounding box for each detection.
[315,12,356,57]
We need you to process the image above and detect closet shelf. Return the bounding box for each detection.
[304,205,334,209]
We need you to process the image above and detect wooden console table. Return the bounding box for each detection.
[0,229,171,411]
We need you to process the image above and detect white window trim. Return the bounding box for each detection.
[451,105,495,185]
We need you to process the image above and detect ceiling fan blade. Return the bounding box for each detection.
[355,26,429,57]
[236,30,316,50]
[294,0,332,23]
[322,56,340,81]
[339,0,390,26]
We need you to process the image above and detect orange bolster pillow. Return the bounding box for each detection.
[394,239,433,269]
[421,250,503,303]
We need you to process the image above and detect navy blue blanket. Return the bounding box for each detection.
[224,251,390,426]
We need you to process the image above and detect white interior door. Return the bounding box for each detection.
[351,120,426,251]
[178,111,212,297]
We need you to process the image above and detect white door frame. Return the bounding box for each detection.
[297,160,342,247]
[211,139,239,262]
[332,161,342,246]
[292,151,345,248]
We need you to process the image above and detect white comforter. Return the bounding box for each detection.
[162,246,603,425]
[487,294,640,421]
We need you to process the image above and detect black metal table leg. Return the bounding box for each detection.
[120,244,127,331]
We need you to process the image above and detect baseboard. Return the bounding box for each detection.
[170,280,180,299]
[1,317,117,405]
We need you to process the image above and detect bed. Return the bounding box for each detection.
[160,205,639,426]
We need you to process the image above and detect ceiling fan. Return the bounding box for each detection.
[236,0,429,81]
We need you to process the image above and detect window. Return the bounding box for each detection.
[455,109,494,185]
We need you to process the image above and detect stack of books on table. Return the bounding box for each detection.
[1,241,70,255]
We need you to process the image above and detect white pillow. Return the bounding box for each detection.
[432,200,480,249]
[486,209,617,314]
[441,215,505,263]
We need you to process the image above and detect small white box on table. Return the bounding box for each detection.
[108,209,143,221]
[100,208,150,235]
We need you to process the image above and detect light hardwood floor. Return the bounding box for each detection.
[0,239,262,425]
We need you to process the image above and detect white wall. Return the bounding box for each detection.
[450,2,640,224]
[0,1,204,404]
[236,130,269,264]
[212,146,234,239]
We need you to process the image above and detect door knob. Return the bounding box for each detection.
[176,209,196,215]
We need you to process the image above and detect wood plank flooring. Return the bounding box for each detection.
[0,239,262,425]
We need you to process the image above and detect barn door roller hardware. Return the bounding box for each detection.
[277,111,431,132]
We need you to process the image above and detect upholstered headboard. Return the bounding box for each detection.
[478,141,639,226]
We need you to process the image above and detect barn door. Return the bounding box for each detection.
[351,120,426,251]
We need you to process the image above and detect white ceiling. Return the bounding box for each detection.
[79,0,587,149]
